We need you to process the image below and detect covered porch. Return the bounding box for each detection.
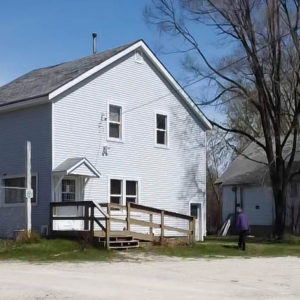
[52,157,101,231]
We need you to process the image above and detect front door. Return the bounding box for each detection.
[190,203,203,241]
[56,177,84,230]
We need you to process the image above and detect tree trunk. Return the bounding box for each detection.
[272,183,286,239]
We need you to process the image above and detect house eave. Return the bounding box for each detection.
[0,95,50,114]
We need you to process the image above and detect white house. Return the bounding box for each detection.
[0,40,211,242]
[217,139,300,235]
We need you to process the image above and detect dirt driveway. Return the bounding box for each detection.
[0,256,299,299]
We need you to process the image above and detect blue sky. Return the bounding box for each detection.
[0,0,223,120]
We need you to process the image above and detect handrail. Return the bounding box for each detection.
[50,201,196,246]
[129,203,194,221]
[92,200,109,219]
[50,201,108,218]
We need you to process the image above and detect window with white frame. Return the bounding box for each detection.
[110,179,122,204]
[156,114,168,146]
[109,179,138,205]
[109,104,122,139]
[126,180,138,204]
[61,179,76,202]
[3,176,37,204]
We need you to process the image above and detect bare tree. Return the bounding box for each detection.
[206,128,233,232]
[145,0,300,238]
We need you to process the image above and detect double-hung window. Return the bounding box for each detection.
[156,114,168,146]
[109,179,138,205]
[3,176,37,204]
[109,104,122,139]
[61,179,76,202]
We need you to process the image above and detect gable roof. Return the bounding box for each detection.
[0,42,136,106]
[53,157,101,178]
[216,137,300,186]
[0,39,211,129]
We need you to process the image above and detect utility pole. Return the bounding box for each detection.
[0,141,33,237]
[25,141,33,237]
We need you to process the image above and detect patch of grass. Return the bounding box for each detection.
[138,238,300,258]
[0,238,116,262]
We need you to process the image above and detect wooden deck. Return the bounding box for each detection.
[50,201,195,249]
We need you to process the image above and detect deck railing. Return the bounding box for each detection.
[50,201,195,248]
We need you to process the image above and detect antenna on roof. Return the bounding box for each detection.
[92,33,97,55]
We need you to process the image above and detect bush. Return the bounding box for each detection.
[16,231,41,243]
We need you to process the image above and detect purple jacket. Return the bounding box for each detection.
[236,213,249,231]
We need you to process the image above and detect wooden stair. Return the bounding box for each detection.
[95,234,140,250]
[50,201,196,250]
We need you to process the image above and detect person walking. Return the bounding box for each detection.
[236,207,249,251]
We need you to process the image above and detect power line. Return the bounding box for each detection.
[122,31,293,116]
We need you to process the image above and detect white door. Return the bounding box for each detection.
[56,177,84,230]
[190,203,203,241]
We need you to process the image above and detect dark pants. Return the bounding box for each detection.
[238,230,248,251]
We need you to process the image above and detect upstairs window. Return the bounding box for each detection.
[109,104,122,139]
[156,114,168,146]
[110,179,122,205]
[126,180,138,204]
[4,176,37,204]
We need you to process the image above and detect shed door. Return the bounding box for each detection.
[243,187,274,225]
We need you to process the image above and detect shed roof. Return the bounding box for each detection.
[216,137,300,186]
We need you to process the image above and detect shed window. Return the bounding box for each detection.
[4,176,37,204]
[190,204,198,218]
[110,179,122,204]
[61,179,76,202]
[109,105,122,139]
[156,114,167,145]
[290,182,298,197]
[126,180,138,204]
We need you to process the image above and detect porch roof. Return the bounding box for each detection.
[53,157,101,178]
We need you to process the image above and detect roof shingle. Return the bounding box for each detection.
[0,41,137,106]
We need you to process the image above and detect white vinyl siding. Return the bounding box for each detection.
[52,51,207,236]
